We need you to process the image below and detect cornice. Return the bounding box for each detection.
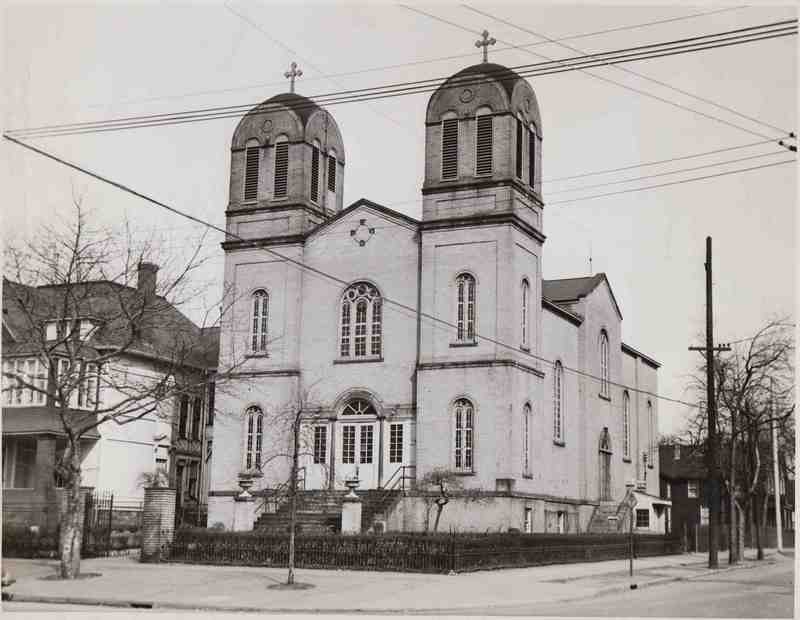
[420,211,546,244]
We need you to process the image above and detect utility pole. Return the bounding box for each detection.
[688,236,730,569]
[770,378,783,552]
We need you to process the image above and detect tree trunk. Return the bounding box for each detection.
[753,494,764,560]
[58,441,83,579]
[433,500,447,533]
[287,416,300,585]
[728,435,739,563]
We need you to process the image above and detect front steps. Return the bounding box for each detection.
[254,489,403,534]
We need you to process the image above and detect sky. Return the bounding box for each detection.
[1,2,796,437]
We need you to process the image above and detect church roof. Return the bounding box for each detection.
[261,92,321,126]
[447,62,527,101]
[542,274,607,303]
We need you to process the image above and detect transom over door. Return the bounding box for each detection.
[337,423,378,489]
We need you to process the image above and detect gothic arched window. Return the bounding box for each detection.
[455,273,476,343]
[243,139,260,202]
[453,398,474,472]
[339,282,382,358]
[599,330,610,397]
[245,406,263,471]
[521,278,530,348]
[553,361,564,442]
[523,402,532,476]
[273,135,289,199]
[475,108,493,176]
[441,112,459,180]
[622,391,631,459]
[250,290,269,353]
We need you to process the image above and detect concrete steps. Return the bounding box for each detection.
[254,489,402,534]
[588,502,625,534]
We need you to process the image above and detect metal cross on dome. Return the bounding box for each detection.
[475,30,496,63]
[284,61,303,93]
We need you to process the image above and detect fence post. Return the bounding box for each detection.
[106,493,114,557]
[448,535,456,573]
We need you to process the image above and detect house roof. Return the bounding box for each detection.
[2,407,101,439]
[2,277,218,369]
[659,443,708,480]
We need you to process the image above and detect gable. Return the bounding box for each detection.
[305,198,419,245]
[589,277,623,322]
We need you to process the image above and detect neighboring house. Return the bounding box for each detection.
[1,265,219,530]
[208,57,663,534]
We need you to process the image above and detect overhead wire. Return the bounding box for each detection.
[4,133,702,409]
[462,3,791,136]
[6,20,796,139]
[402,5,794,141]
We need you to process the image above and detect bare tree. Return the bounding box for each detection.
[2,201,230,579]
[684,320,794,562]
[418,468,487,533]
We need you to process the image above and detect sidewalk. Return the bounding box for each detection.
[1,549,785,613]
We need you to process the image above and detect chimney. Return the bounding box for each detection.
[137,262,159,299]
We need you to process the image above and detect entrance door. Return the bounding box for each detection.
[337,422,378,489]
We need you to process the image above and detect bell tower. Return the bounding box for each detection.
[225,62,346,243]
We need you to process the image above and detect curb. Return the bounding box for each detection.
[2,556,782,613]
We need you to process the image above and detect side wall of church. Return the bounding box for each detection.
[622,352,660,496]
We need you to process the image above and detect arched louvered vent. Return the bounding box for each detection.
[274,141,289,198]
[441,118,459,180]
[327,153,337,192]
[475,114,493,176]
[244,146,259,201]
[310,145,320,203]
[515,117,523,179]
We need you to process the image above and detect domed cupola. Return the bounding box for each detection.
[227,63,345,237]
[422,34,543,233]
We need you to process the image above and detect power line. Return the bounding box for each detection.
[463,4,791,136]
[84,6,745,109]
[403,5,793,141]
[548,158,794,205]
[543,138,779,183]
[7,20,796,139]
[546,150,789,196]
[3,133,700,409]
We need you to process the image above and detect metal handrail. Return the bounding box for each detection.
[256,466,308,515]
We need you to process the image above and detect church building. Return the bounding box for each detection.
[208,44,666,534]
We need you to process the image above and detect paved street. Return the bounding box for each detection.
[1,550,792,616]
[445,556,795,617]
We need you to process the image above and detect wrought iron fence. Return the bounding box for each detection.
[168,530,682,573]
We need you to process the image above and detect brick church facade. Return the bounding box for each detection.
[208,56,665,534]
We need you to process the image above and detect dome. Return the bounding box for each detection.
[426,62,541,135]
[231,91,344,159]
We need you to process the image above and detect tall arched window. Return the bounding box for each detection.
[553,361,564,442]
[599,330,610,397]
[339,282,382,358]
[521,278,530,348]
[455,273,476,343]
[245,406,263,471]
[622,391,630,459]
[243,139,260,202]
[453,398,474,472]
[441,113,459,180]
[250,290,269,353]
[523,403,531,476]
[273,135,289,199]
[475,108,493,176]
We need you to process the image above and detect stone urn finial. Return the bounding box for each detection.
[237,469,262,498]
[344,474,360,499]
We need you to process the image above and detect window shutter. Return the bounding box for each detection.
[244,146,259,201]
[310,146,320,202]
[327,154,336,192]
[515,118,523,179]
[529,128,536,190]
[475,115,493,176]
[274,142,289,198]
[441,118,459,180]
